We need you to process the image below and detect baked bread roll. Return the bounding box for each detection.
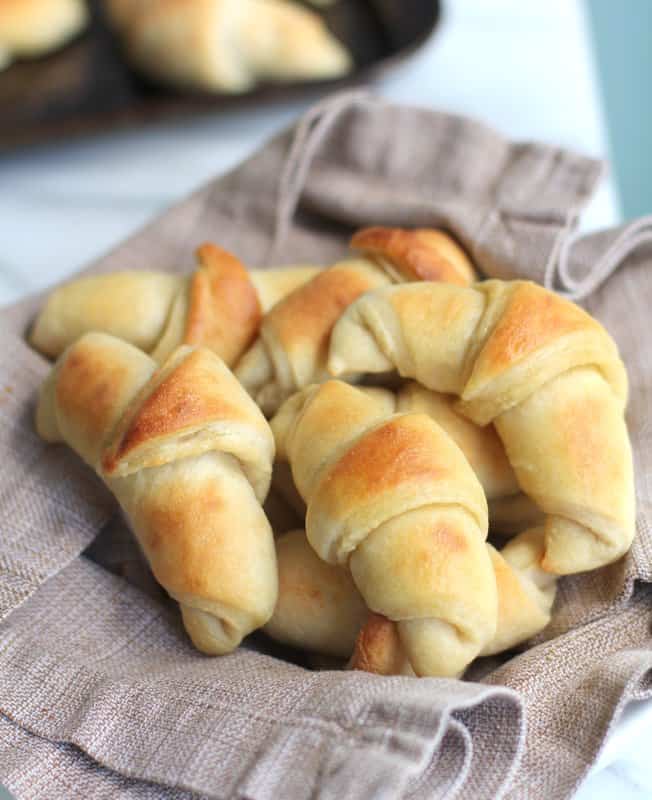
[0,0,88,70]
[483,527,557,655]
[36,332,277,654]
[265,526,555,670]
[269,385,552,668]
[263,529,367,658]
[328,280,636,574]
[272,380,541,535]
[30,242,321,363]
[236,227,476,415]
[103,0,351,93]
[396,382,542,535]
[271,379,497,677]
[352,528,557,675]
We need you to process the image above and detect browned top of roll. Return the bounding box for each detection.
[351,226,476,285]
[186,243,262,366]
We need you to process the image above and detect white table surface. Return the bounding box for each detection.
[0,1,649,798]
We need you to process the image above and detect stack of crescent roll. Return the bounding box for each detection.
[31,224,636,679]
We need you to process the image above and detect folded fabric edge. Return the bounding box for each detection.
[0,711,198,800]
[0,557,527,800]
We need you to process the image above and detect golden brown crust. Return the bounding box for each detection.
[328,279,635,574]
[351,226,476,286]
[237,227,477,415]
[349,613,408,676]
[37,334,277,655]
[29,251,316,365]
[320,416,452,501]
[274,380,495,676]
[308,414,488,560]
[472,281,601,383]
[101,346,273,496]
[395,383,541,535]
[350,528,557,674]
[48,333,156,467]
[30,272,183,359]
[186,243,262,366]
[236,259,390,414]
[396,383,518,499]
[272,381,396,502]
[126,456,275,616]
[249,265,323,313]
[103,349,240,471]
[264,261,386,362]
[56,341,138,454]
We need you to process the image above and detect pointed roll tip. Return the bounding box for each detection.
[290,33,352,80]
[288,8,353,78]
[349,613,404,676]
[539,523,632,576]
[316,40,353,78]
[350,226,476,286]
[195,241,242,270]
[260,0,353,82]
[180,605,247,656]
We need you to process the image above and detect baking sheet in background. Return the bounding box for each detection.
[0,0,440,150]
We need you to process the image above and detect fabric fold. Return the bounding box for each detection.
[0,327,114,621]
[488,587,652,799]
[0,713,200,800]
[0,558,524,800]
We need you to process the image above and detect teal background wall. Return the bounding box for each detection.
[587,0,652,219]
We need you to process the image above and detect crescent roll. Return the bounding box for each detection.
[0,0,88,70]
[36,332,278,655]
[236,226,476,415]
[328,280,636,574]
[103,0,351,93]
[271,379,497,677]
[30,242,321,363]
[263,529,367,658]
[351,527,557,675]
[349,528,556,675]
[396,382,542,535]
[264,526,555,671]
[272,380,541,535]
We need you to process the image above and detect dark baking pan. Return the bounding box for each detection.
[0,0,440,151]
